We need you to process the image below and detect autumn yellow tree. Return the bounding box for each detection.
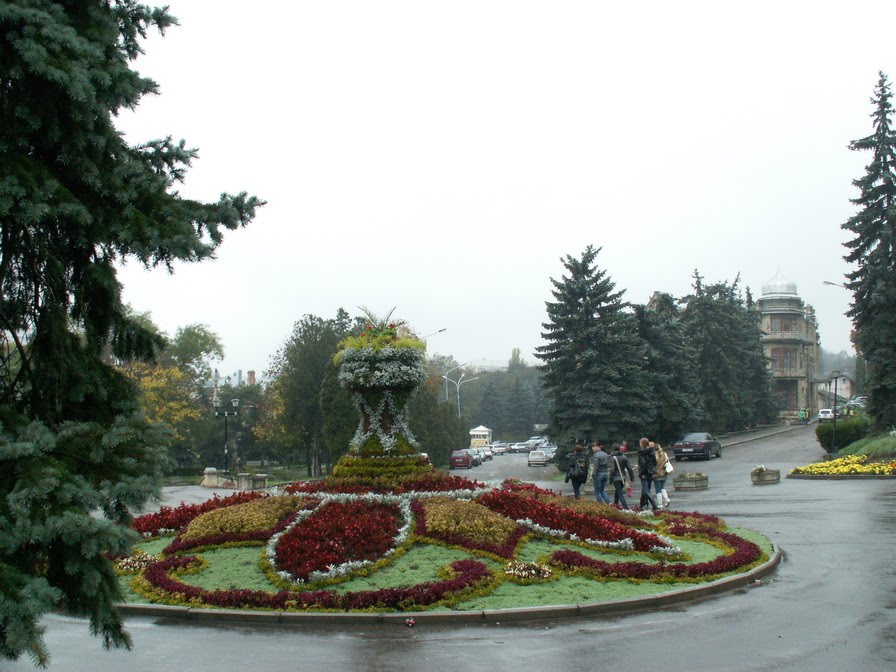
[252,379,297,461]
[123,362,202,439]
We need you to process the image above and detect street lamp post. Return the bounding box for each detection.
[830,371,841,455]
[215,398,239,471]
[442,363,468,403]
[422,328,447,340]
[442,372,479,417]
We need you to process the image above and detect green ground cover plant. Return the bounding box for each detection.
[839,434,896,458]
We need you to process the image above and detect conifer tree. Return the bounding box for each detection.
[843,72,896,430]
[634,295,705,443]
[0,2,260,664]
[536,246,653,460]
[680,273,774,432]
[477,380,506,437]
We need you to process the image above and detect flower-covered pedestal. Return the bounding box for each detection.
[330,310,431,483]
[672,473,709,491]
[751,466,781,484]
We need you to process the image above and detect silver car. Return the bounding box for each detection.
[528,450,549,467]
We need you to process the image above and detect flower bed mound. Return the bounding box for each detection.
[283,470,482,495]
[125,476,774,613]
[180,496,307,541]
[132,491,264,538]
[274,500,402,583]
[329,454,433,480]
[791,454,896,476]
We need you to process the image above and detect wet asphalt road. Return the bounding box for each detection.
[9,426,896,671]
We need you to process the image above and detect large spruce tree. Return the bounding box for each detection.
[536,246,653,459]
[843,72,896,431]
[680,273,774,433]
[634,294,705,443]
[0,2,260,664]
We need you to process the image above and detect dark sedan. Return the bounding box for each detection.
[673,432,722,461]
[449,450,473,469]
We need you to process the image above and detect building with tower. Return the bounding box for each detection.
[755,273,821,421]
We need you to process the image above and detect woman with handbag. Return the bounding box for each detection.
[652,441,672,508]
[608,443,635,509]
[637,438,660,512]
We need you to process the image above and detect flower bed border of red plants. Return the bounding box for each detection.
[139,554,495,612]
[476,489,668,552]
[548,522,765,582]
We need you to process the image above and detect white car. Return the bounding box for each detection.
[528,450,549,467]
[490,444,507,455]
[818,408,834,422]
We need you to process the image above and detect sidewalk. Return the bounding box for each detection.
[718,422,812,447]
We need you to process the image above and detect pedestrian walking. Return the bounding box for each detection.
[652,441,671,508]
[591,441,611,504]
[608,443,635,509]
[637,437,660,511]
[565,442,590,499]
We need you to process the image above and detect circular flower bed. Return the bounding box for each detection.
[122,474,772,613]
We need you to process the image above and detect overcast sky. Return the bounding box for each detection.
[116,1,896,380]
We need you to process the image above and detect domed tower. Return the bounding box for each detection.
[755,272,821,421]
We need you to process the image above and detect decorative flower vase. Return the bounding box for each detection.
[672,474,709,491]
[336,346,426,457]
[751,469,781,485]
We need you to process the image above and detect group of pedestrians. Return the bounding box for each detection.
[565,438,673,512]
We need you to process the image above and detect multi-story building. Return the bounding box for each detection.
[755,273,821,421]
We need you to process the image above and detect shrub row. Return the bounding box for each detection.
[815,416,870,451]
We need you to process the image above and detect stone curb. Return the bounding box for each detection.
[114,546,781,626]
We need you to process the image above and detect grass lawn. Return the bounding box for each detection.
[839,434,896,459]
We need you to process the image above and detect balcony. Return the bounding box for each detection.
[761,331,808,343]
[770,367,806,378]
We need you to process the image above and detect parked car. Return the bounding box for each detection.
[490,443,507,455]
[818,408,835,422]
[528,450,549,467]
[449,450,473,469]
[510,442,530,453]
[479,446,494,460]
[672,432,722,461]
[466,448,482,466]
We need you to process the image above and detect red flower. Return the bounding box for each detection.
[274,501,402,582]
[132,491,263,537]
[477,489,666,552]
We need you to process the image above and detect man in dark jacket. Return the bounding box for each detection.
[565,443,590,499]
[608,443,635,509]
[591,441,611,504]
[637,437,660,511]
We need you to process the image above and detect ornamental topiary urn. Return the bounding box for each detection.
[329,309,432,482]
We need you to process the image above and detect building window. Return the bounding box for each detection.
[770,316,799,333]
[770,348,799,370]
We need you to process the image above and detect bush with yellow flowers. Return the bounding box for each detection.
[790,454,896,476]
